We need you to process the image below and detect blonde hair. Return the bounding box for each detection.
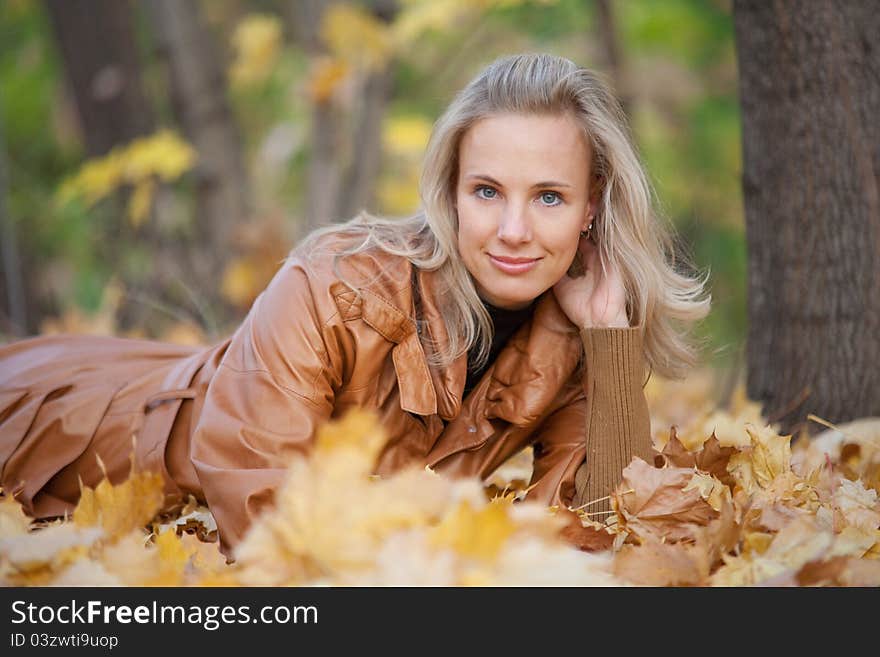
[296,53,711,380]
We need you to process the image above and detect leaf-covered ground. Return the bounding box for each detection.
[1,373,878,586]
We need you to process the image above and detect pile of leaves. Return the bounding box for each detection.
[1,383,878,586]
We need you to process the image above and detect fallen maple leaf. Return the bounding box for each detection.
[613,458,718,543]
[613,538,708,586]
[683,472,732,512]
[832,478,880,532]
[429,500,515,562]
[728,423,793,493]
[556,507,616,552]
[658,428,737,486]
[73,461,165,540]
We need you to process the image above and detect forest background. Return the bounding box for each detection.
[4,0,880,590]
[0,0,742,396]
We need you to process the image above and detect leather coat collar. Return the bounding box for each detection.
[333,258,583,424]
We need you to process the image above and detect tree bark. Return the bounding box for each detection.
[733,0,880,437]
[44,0,155,156]
[337,1,397,221]
[144,0,250,331]
[291,0,343,234]
[291,0,396,234]
[0,106,26,337]
[594,0,631,116]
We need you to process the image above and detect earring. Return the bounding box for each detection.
[580,219,594,240]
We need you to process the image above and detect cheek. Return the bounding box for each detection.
[542,221,584,254]
[456,200,492,246]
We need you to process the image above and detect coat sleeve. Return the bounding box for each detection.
[189,261,343,557]
[526,325,653,513]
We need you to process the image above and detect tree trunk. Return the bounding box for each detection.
[144,0,250,332]
[291,0,396,234]
[0,106,26,337]
[45,0,164,335]
[44,0,155,156]
[291,0,343,234]
[594,0,631,116]
[733,0,880,438]
[337,1,397,221]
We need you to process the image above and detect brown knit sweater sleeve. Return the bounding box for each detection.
[572,325,653,513]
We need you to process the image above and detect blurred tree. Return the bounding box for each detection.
[734,0,880,436]
[336,0,398,221]
[44,0,155,156]
[594,0,631,115]
[0,105,25,336]
[291,0,397,234]
[43,0,171,334]
[145,0,251,332]
[293,0,345,232]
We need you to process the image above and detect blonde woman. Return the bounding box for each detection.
[0,53,710,558]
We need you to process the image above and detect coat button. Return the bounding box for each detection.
[467,425,477,433]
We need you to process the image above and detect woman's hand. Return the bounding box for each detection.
[552,234,629,328]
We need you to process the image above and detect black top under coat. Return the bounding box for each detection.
[462,296,537,399]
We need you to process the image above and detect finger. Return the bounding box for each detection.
[578,234,599,268]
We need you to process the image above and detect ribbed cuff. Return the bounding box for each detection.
[575,326,653,514]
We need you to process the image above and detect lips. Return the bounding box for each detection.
[488,254,541,274]
[490,255,541,264]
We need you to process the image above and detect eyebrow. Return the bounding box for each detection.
[464,174,572,189]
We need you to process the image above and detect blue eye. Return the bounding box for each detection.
[475,185,497,200]
[539,191,562,206]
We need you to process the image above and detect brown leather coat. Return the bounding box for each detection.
[0,233,653,555]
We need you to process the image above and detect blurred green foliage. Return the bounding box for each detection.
[0,0,745,370]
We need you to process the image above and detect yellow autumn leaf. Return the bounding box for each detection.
[700,410,752,449]
[710,552,788,586]
[0,494,32,537]
[683,471,731,512]
[390,0,474,50]
[0,523,102,585]
[230,13,283,86]
[742,531,774,556]
[148,529,195,586]
[57,130,195,211]
[377,169,421,215]
[321,4,393,71]
[308,56,350,103]
[826,526,880,560]
[74,152,126,205]
[123,130,196,182]
[73,466,165,540]
[220,257,262,308]
[127,178,155,227]
[713,518,833,586]
[833,478,880,532]
[384,115,432,154]
[178,533,232,585]
[727,422,792,492]
[314,406,387,463]
[429,500,515,561]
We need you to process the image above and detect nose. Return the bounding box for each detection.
[496,200,532,244]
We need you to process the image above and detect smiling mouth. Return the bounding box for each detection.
[487,254,542,275]
[489,255,542,264]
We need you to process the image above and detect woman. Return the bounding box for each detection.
[0,53,710,557]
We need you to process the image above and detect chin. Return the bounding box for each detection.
[481,283,543,309]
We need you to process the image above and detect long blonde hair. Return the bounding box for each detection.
[296,53,711,380]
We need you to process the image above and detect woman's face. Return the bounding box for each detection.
[455,112,594,310]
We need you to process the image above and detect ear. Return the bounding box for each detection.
[583,201,598,232]
[587,173,604,216]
